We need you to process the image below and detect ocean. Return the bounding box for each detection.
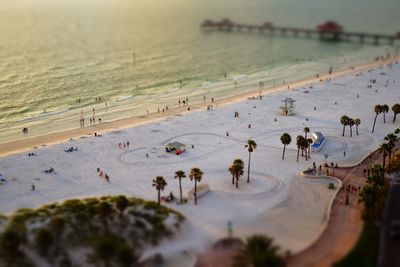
[0,0,399,144]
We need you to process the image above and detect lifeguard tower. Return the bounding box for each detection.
[280,97,296,115]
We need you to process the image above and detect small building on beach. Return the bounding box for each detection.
[279,97,296,115]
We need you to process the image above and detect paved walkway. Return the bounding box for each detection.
[195,148,385,267]
[287,149,383,267]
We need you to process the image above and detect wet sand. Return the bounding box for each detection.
[0,55,398,157]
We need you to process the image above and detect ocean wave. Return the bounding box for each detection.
[202,81,212,87]
[233,74,247,81]
[116,95,133,102]
[17,108,70,122]
[0,73,18,83]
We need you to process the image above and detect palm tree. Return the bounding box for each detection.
[303,127,310,140]
[340,115,349,136]
[92,236,117,267]
[379,143,390,170]
[174,170,186,204]
[117,244,139,267]
[354,118,361,135]
[296,135,305,162]
[230,159,244,188]
[372,105,382,132]
[229,165,235,185]
[384,135,396,165]
[348,118,355,137]
[302,138,309,161]
[392,103,400,123]
[384,133,397,164]
[233,235,285,267]
[245,139,257,183]
[35,228,54,256]
[97,201,114,231]
[0,229,24,261]
[382,104,389,123]
[152,176,167,206]
[116,195,129,218]
[49,216,66,255]
[280,133,291,160]
[189,168,203,205]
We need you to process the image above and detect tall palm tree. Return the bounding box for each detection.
[229,165,235,185]
[174,170,186,204]
[35,228,54,256]
[392,103,400,123]
[303,127,310,140]
[382,104,389,123]
[230,159,244,188]
[49,216,66,255]
[97,201,114,231]
[189,168,203,205]
[116,195,129,218]
[245,139,257,183]
[340,115,349,136]
[92,236,117,267]
[302,138,309,161]
[296,135,305,162]
[233,235,285,267]
[354,118,361,135]
[0,229,23,260]
[280,133,292,160]
[379,143,390,170]
[348,118,355,137]
[152,176,167,206]
[384,133,397,164]
[117,244,139,267]
[372,105,382,132]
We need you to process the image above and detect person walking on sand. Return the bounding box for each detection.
[127,141,130,148]
[105,174,110,182]
[31,184,35,191]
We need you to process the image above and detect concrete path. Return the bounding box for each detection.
[287,148,383,267]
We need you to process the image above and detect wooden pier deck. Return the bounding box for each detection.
[201,19,400,45]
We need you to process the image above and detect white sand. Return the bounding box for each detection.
[1,62,399,259]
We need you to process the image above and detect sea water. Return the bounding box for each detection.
[0,0,399,143]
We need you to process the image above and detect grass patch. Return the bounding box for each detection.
[333,224,379,267]
[0,195,185,267]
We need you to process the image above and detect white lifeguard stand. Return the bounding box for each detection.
[280,97,296,115]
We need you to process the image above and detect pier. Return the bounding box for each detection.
[201,19,400,45]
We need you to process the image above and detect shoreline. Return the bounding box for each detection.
[0,55,399,157]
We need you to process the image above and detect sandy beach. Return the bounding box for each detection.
[1,56,400,263]
[0,55,398,158]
